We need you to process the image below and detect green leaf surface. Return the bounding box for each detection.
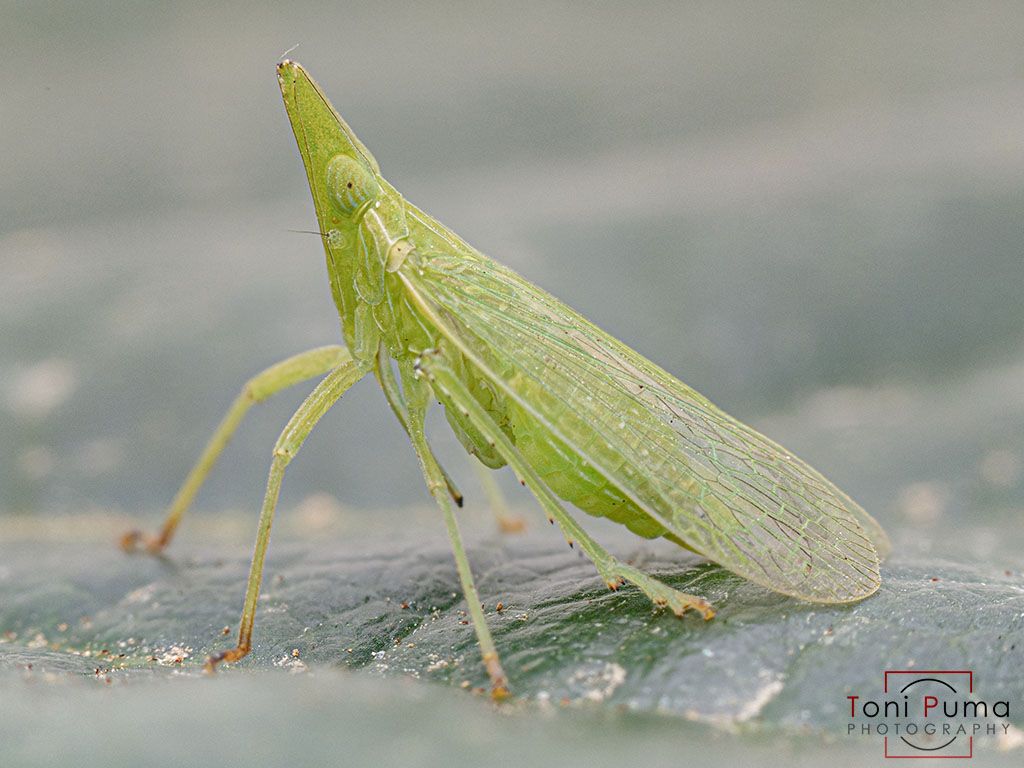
[2,517,1022,766]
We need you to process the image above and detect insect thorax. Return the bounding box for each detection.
[321,181,423,365]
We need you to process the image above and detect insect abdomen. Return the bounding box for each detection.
[440,345,513,469]
[507,394,668,540]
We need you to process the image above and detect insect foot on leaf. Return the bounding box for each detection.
[204,646,250,674]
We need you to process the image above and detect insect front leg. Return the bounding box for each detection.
[121,345,353,554]
[206,358,367,671]
[414,350,715,622]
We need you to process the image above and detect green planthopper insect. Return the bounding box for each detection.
[122,60,889,698]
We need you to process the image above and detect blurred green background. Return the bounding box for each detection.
[3,1,1023,521]
[2,2,1024,766]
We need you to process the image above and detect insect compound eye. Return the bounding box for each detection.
[325,154,380,215]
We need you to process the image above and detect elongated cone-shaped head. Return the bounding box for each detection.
[277,60,381,228]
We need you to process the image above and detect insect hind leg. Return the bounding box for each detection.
[414,350,714,621]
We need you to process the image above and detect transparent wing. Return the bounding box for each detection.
[404,218,883,602]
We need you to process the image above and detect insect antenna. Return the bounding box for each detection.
[287,228,330,237]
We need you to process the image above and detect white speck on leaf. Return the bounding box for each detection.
[567,662,627,703]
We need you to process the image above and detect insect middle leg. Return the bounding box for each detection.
[472,461,526,534]
[378,344,523,534]
[414,350,715,621]
[397,369,510,698]
[407,426,510,698]
[121,345,353,554]
[374,344,464,507]
[206,358,367,671]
